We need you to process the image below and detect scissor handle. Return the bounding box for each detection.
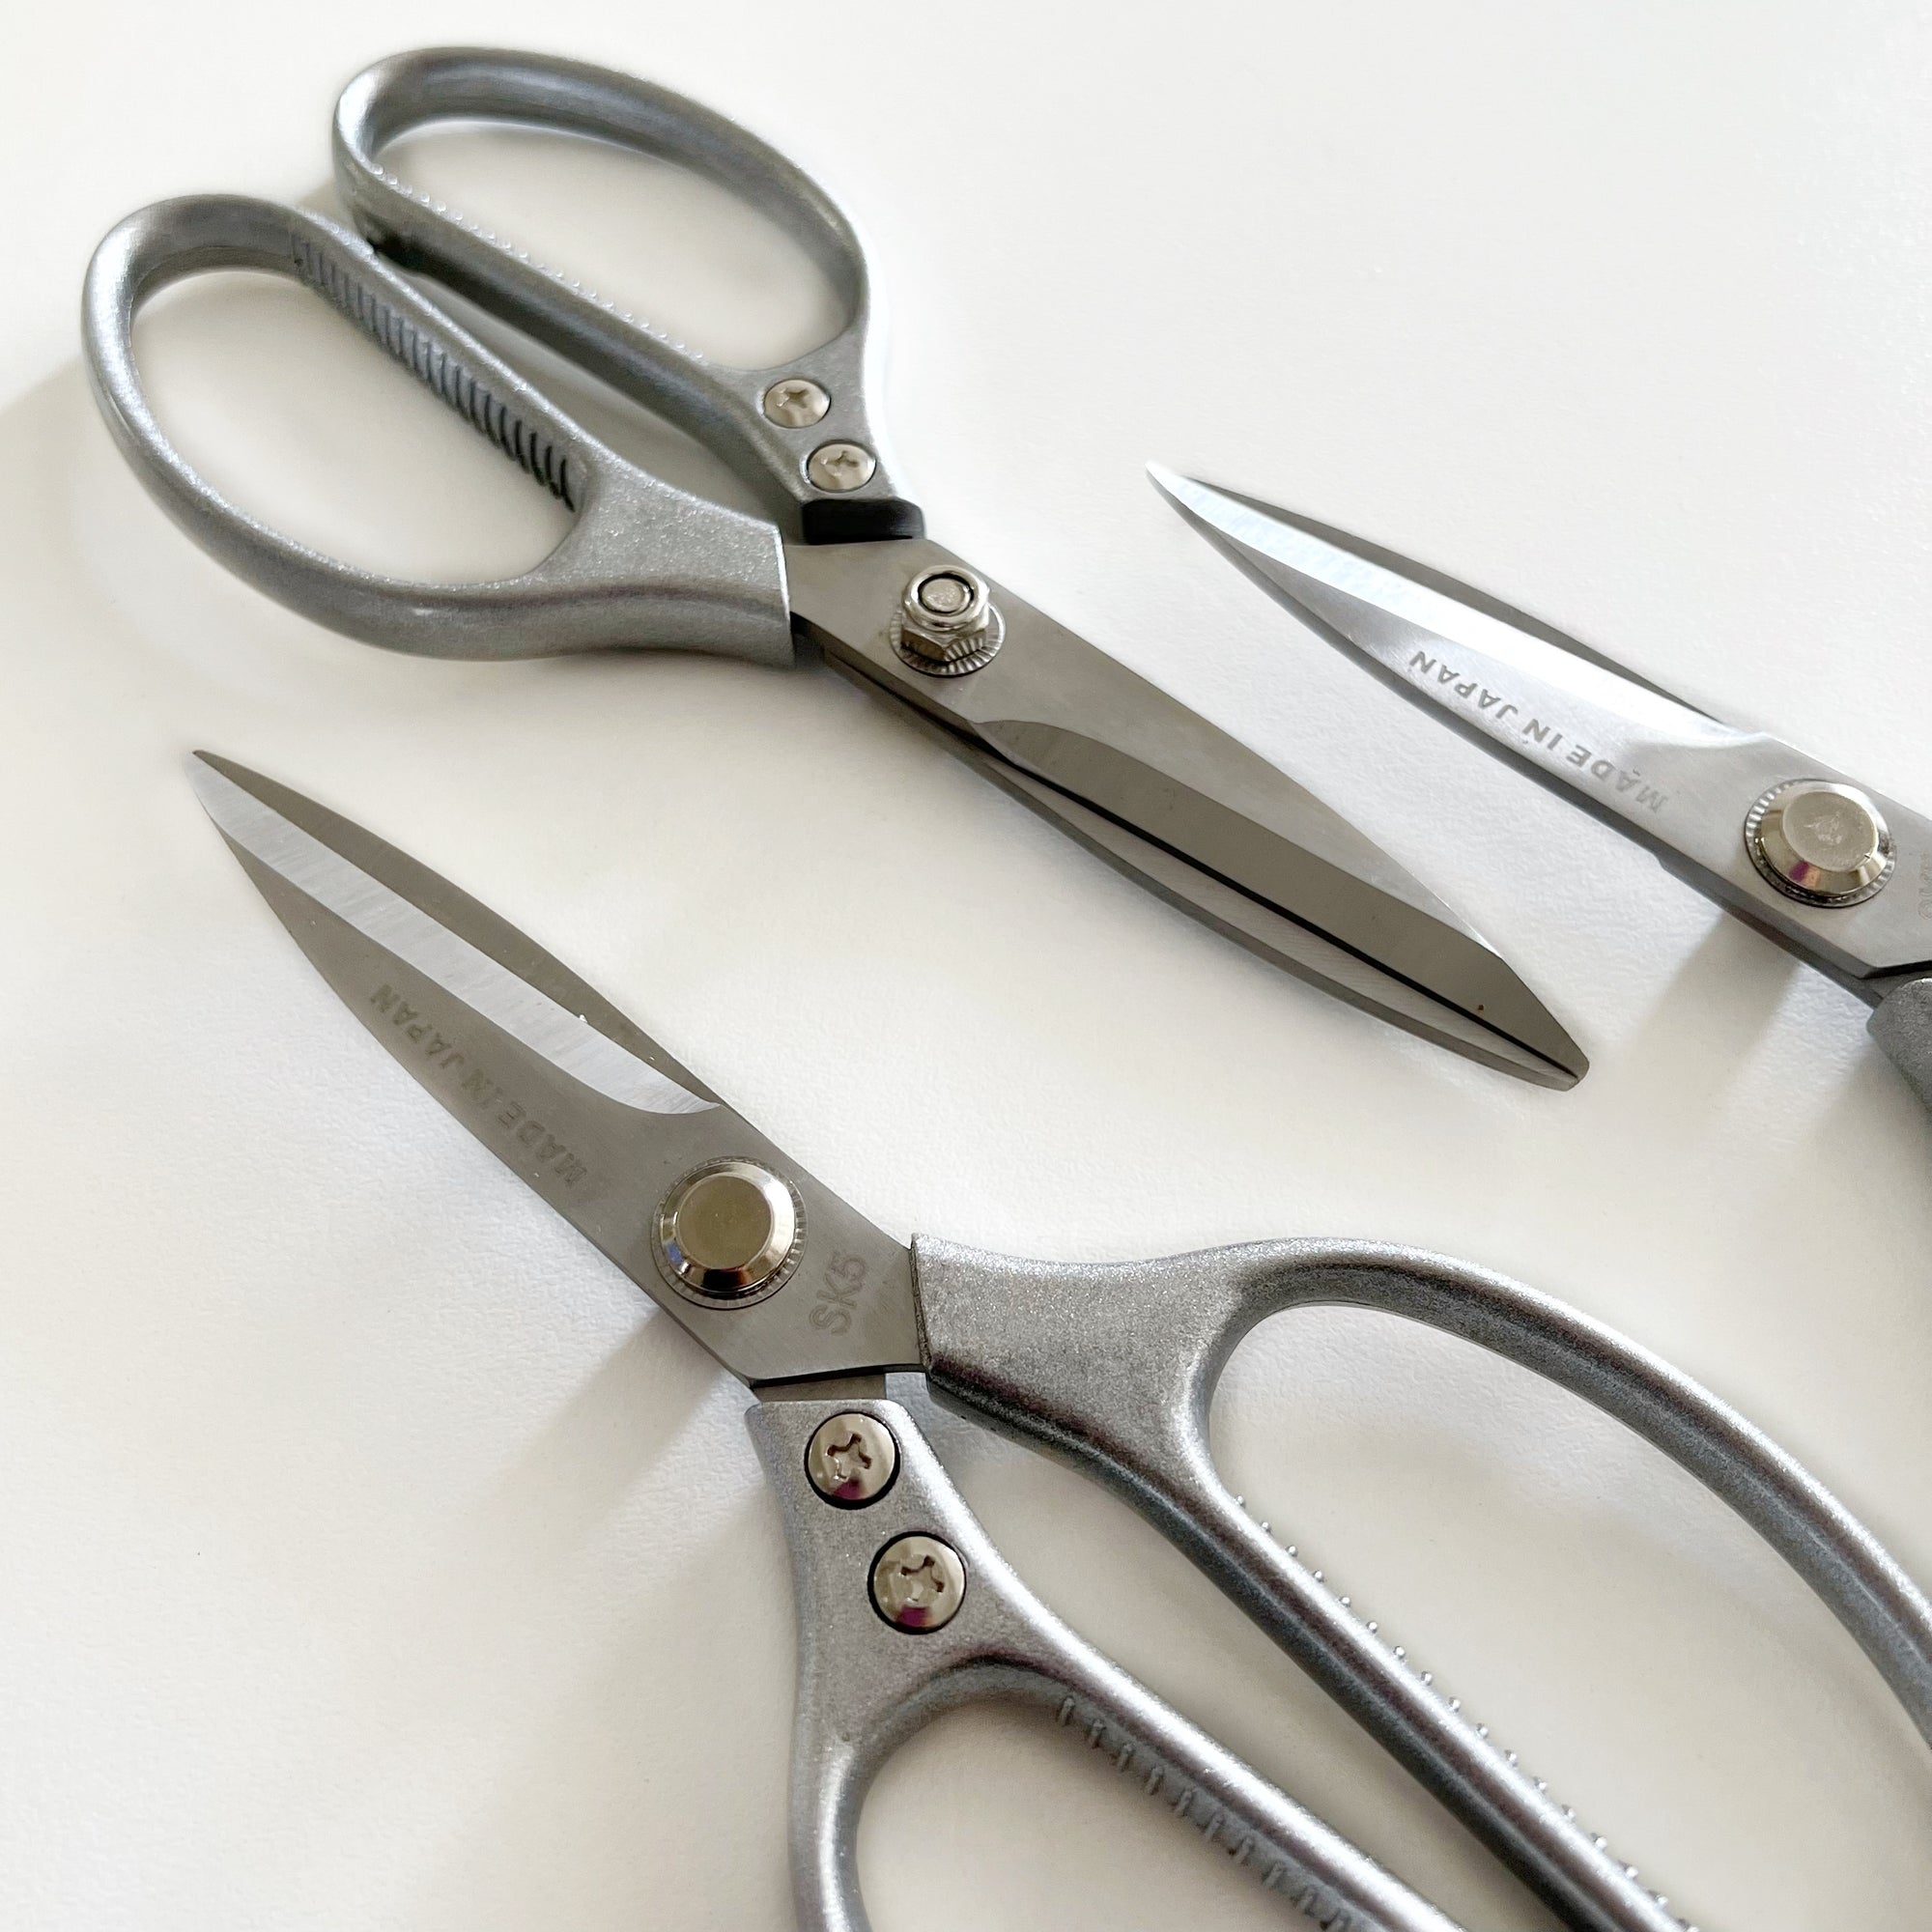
[82,194,793,664]
[919,1236,1932,1932]
[1871,975,1932,1113]
[334,46,921,544]
[749,1396,1462,1932]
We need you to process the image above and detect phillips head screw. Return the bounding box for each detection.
[805,1411,899,1507]
[870,1533,966,1632]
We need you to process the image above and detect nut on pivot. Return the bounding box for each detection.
[870,1533,966,1632]
[653,1157,803,1306]
[1745,779,1893,907]
[806,1412,899,1506]
[893,565,1004,676]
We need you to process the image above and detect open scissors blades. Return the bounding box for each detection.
[784,537,1584,1089]
[1154,468,1932,1110]
[81,47,1582,1091]
[187,751,1932,1932]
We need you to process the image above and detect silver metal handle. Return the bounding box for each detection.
[1871,975,1932,1112]
[333,46,921,542]
[749,1396,1462,1932]
[81,194,792,664]
[917,1236,1932,1932]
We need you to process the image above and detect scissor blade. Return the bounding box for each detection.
[1152,468,1932,989]
[187,753,920,1383]
[788,540,1585,1089]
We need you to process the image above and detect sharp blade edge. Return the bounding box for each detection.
[191,755,715,1116]
[186,753,923,1384]
[1153,466,1932,985]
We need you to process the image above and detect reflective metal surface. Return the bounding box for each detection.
[188,753,1932,1932]
[764,379,832,428]
[82,46,1584,1090]
[1152,466,1932,1110]
[655,1157,804,1304]
[1746,780,1893,906]
[792,536,1586,1089]
[333,48,910,526]
[894,564,1003,673]
[1151,467,1932,990]
[917,1236,1932,1932]
[806,440,877,492]
[804,1411,899,1506]
[186,753,921,1384]
[868,1533,967,1632]
[758,1397,1461,1932]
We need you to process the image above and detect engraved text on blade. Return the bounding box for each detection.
[370,982,596,1189]
[1406,648,1670,814]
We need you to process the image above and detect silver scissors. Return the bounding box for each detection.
[1152,468,1932,1115]
[187,747,1932,1932]
[79,44,1586,1092]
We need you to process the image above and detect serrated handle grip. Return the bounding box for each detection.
[333,46,921,541]
[82,193,792,663]
[750,1396,1461,1932]
[919,1236,1932,1930]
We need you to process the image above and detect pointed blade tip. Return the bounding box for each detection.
[1147,462,1221,513]
[186,748,255,802]
[1529,1045,1587,1092]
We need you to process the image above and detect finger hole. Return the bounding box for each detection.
[131,261,573,582]
[380,122,848,368]
[1208,1308,1927,1921]
[860,1704,1298,1932]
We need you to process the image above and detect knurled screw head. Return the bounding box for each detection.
[909,569,986,630]
[653,1158,802,1304]
[894,565,1003,675]
[870,1533,967,1632]
[917,574,973,617]
[1745,779,1894,907]
[805,1412,899,1506]
[762,378,830,428]
[806,440,877,492]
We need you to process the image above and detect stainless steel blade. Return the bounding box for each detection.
[787,539,1586,1089]
[1153,468,1932,992]
[189,753,921,1383]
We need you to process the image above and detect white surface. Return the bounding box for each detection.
[6,5,1932,1927]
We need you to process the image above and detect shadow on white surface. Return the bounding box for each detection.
[6,85,1932,1928]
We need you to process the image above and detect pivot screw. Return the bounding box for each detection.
[1745,779,1893,907]
[653,1157,802,1305]
[762,378,830,428]
[870,1533,966,1632]
[806,1412,898,1506]
[893,565,1004,676]
[806,440,876,492]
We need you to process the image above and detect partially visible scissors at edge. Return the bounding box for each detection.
[80,44,1585,1090]
[188,748,1932,1932]
[1152,467,1932,1114]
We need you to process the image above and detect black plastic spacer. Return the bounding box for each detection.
[801,497,926,544]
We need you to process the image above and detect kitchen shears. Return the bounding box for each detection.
[79,44,1586,1090]
[186,748,1932,1932]
[1153,469,1932,1114]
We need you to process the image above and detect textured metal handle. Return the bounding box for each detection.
[1871,975,1932,1112]
[917,1236,1932,1932]
[749,1396,1462,1932]
[334,46,921,541]
[81,194,792,663]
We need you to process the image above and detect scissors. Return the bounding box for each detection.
[186,747,1932,1932]
[79,44,1587,1093]
[1151,469,1932,1116]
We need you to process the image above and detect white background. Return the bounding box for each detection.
[6,3,1932,1926]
